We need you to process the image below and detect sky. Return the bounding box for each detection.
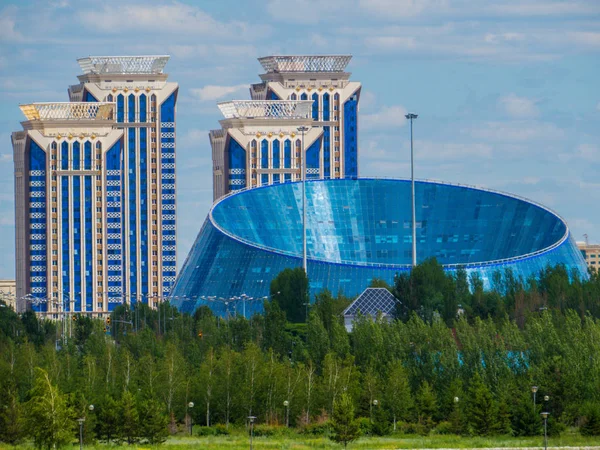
[0,0,599,278]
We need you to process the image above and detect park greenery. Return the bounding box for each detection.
[1,259,600,448]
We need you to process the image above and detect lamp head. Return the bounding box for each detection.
[188,402,194,408]
[531,386,538,393]
[405,113,418,120]
[283,400,289,407]
[540,411,550,419]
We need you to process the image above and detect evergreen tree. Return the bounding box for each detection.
[511,391,541,436]
[95,394,119,443]
[466,372,497,436]
[331,392,361,449]
[118,390,139,444]
[416,381,437,433]
[580,402,600,436]
[25,368,74,450]
[139,399,168,443]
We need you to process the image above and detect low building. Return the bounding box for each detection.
[577,242,600,270]
[342,287,399,332]
[0,280,17,310]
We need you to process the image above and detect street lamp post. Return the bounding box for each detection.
[297,125,310,276]
[405,113,418,267]
[541,411,549,450]
[77,418,85,450]
[188,402,194,435]
[283,400,290,427]
[531,385,538,413]
[371,399,379,423]
[248,415,257,450]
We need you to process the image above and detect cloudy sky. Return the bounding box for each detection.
[0,0,599,278]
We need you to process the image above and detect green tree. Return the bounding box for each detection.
[580,402,600,436]
[306,310,329,365]
[331,392,361,449]
[139,399,168,444]
[415,381,437,433]
[270,267,309,323]
[0,380,24,444]
[95,394,119,443]
[384,361,413,431]
[25,368,74,450]
[466,372,497,436]
[118,390,139,444]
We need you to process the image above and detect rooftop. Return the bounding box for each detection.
[258,55,352,73]
[217,100,313,119]
[77,56,170,75]
[343,288,399,317]
[19,102,116,121]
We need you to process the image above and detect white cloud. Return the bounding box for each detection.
[566,32,600,48]
[190,85,249,102]
[575,144,600,163]
[465,121,563,142]
[487,1,600,17]
[178,129,209,150]
[499,93,539,119]
[0,6,24,42]
[77,2,263,39]
[362,105,408,130]
[365,36,417,50]
[358,0,450,18]
[267,0,346,22]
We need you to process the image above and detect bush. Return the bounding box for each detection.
[580,402,600,436]
[196,425,230,437]
[300,421,331,435]
[251,424,289,437]
[432,421,453,435]
[356,417,372,436]
[399,421,427,435]
[196,426,216,437]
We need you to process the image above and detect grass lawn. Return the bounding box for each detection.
[3,429,599,449]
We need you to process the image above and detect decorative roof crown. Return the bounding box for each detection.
[77,56,170,74]
[258,55,352,73]
[217,100,313,119]
[19,102,116,121]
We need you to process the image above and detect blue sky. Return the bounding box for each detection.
[0,0,599,278]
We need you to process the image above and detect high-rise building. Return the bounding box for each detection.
[12,56,178,314]
[211,55,361,201]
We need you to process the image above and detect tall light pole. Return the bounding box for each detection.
[531,385,538,413]
[405,113,418,267]
[541,411,549,450]
[297,125,310,275]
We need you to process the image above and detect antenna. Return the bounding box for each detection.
[584,233,589,246]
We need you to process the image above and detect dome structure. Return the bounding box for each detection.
[170,179,587,315]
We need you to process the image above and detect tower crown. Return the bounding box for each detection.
[77,56,170,75]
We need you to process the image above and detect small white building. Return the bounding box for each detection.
[342,287,400,331]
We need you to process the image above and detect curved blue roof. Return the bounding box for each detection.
[171,179,587,315]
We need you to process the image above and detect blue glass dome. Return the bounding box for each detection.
[171,179,587,315]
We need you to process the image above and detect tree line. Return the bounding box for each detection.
[1,260,600,448]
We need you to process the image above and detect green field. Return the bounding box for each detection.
[3,431,599,450]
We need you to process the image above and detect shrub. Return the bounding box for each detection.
[432,421,453,435]
[196,426,216,437]
[300,421,331,436]
[252,424,289,437]
[580,402,600,436]
[399,421,426,435]
[214,424,230,436]
[356,417,372,436]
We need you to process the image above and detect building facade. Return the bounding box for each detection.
[12,56,178,314]
[577,241,600,270]
[211,55,361,201]
[0,280,16,310]
[170,179,588,316]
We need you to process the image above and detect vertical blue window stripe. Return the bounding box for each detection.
[61,141,69,170]
[106,140,122,306]
[323,93,330,121]
[117,94,124,123]
[301,93,308,101]
[261,174,268,185]
[29,140,47,309]
[73,141,80,170]
[261,140,268,169]
[84,176,92,310]
[61,176,69,310]
[228,138,246,191]
[312,93,319,121]
[272,140,280,169]
[344,94,358,178]
[73,176,82,311]
[128,95,135,123]
[128,128,137,295]
[284,140,291,169]
[140,127,148,297]
[323,126,331,178]
[139,94,147,123]
[306,139,321,179]
[84,141,92,170]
